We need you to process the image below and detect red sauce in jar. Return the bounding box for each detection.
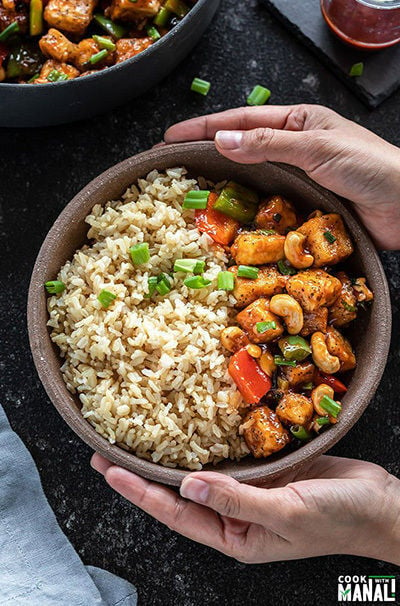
[321,0,400,49]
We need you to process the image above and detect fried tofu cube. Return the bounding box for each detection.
[301,306,328,336]
[39,28,76,63]
[228,265,287,308]
[325,326,356,372]
[115,37,153,63]
[297,213,353,267]
[44,0,98,35]
[74,38,115,70]
[276,392,314,427]
[34,59,80,83]
[241,406,290,458]
[110,0,160,20]
[281,360,315,389]
[236,298,284,343]
[231,231,285,265]
[286,269,342,313]
[329,272,358,327]
[255,195,298,235]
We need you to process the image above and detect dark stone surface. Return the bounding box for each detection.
[0,0,399,604]
[261,0,400,108]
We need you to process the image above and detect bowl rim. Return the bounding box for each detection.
[27,141,392,486]
[0,0,214,89]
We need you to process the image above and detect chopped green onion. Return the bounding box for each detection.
[319,395,342,418]
[146,276,158,298]
[93,14,127,39]
[279,335,311,362]
[92,34,116,50]
[184,276,211,289]
[258,229,276,235]
[342,300,357,312]
[164,0,189,17]
[154,6,171,26]
[247,85,271,106]
[173,259,205,274]
[28,73,40,83]
[97,289,117,308]
[213,181,259,223]
[130,242,150,265]
[183,190,210,209]
[274,356,297,367]
[256,321,277,333]
[273,213,282,223]
[217,271,235,291]
[323,230,336,243]
[277,259,297,276]
[156,273,172,296]
[302,381,314,390]
[146,25,161,40]
[349,62,364,77]
[30,0,43,36]
[237,265,259,279]
[190,77,211,96]
[290,425,312,441]
[47,69,69,82]
[44,280,66,294]
[0,21,19,42]
[316,416,331,426]
[89,49,109,65]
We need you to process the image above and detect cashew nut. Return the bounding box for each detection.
[259,350,277,376]
[311,383,335,416]
[310,331,341,373]
[270,294,304,334]
[221,326,249,353]
[284,231,314,269]
[246,344,262,358]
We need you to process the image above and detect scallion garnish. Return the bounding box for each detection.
[274,356,297,367]
[156,273,172,296]
[237,265,259,279]
[183,190,210,209]
[173,258,205,274]
[47,69,69,82]
[319,395,342,418]
[342,300,357,312]
[256,321,276,333]
[349,62,364,77]
[89,49,109,65]
[259,229,276,235]
[146,25,161,40]
[97,289,116,308]
[184,276,211,289]
[316,416,331,426]
[290,425,312,440]
[146,276,158,297]
[93,14,127,39]
[130,243,150,265]
[277,259,296,276]
[190,77,211,96]
[302,381,314,390]
[154,6,171,26]
[0,21,19,42]
[92,35,116,50]
[323,230,336,243]
[247,85,271,106]
[217,271,235,291]
[44,280,66,294]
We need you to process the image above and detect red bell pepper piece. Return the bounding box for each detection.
[314,370,347,394]
[195,192,239,246]
[228,348,272,404]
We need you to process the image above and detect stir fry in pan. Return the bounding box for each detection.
[0,0,196,83]
[193,182,373,459]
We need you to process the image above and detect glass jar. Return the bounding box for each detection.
[321,0,400,49]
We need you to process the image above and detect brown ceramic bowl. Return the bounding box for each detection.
[27,142,391,486]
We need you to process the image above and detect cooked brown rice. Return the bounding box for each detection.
[47,167,249,470]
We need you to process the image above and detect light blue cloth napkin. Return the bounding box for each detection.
[0,405,137,606]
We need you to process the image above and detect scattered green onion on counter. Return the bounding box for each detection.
[319,395,342,418]
[97,289,117,308]
[184,276,211,289]
[290,425,312,440]
[174,259,205,274]
[44,280,66,294]
[256,321,276,333]
[190,77,211,96]
[349,62,364,77]
[247,85,271,106]
[217,271,235,291]
[183,190,210,209]
[93,35,116,50]
[237,265,259,279]
[130,242,150,265]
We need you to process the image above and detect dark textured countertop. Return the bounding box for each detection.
[1,1,399,604]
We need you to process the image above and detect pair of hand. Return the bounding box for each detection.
[92,104,400,565]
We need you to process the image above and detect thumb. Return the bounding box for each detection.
[180,471,290,525]
[215,127,314,169]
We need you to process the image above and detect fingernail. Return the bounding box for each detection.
[215,130,243,150]
[180,478,209,503]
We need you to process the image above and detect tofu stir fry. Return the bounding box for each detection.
[0,0,196,83]
[194,181,374,459]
